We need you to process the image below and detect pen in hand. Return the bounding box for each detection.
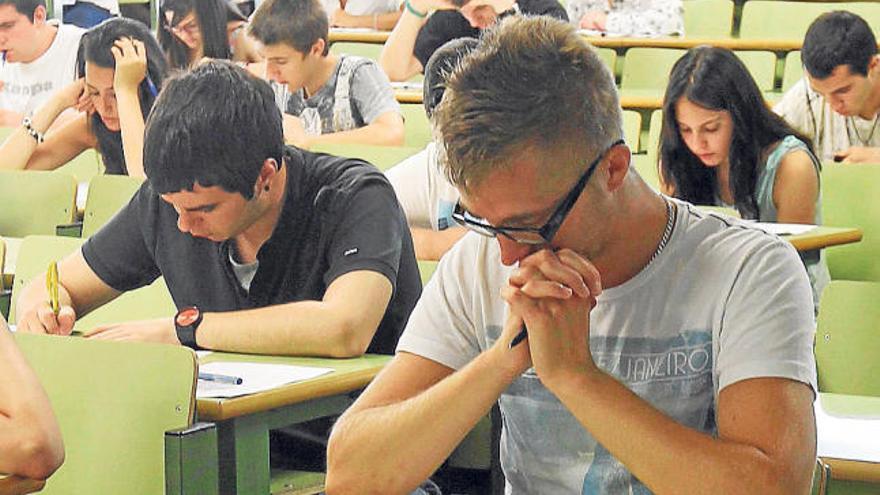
[509,324,527,349]
[46,261,60,316]
[199,372,243,385]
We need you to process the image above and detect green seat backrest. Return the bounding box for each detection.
[740,1,880,39]
[622,110,641,151]
[329,41,383,61]
[82,174,144,238]
[621,48,686,90]
[14,332,196,495]
[646,110,664,177]
[9,235,176,330]
[311,143,422,171]
[595,47,617,76]
[783,50,803,93]
[53,149,103,184]
[815,280,880,396]
[631,154,660,190]
[684,0,734,38]
[821,163,880,281]
[400,104,432,148]
[418,260,438,285]
[0,170,77,237]
[736,50,777,92]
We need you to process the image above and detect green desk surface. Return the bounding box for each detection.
[197,352,390,421]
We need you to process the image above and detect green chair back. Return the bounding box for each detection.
[311,143,422,171]
[622,110,642,151]
[631,154,660,190]
[782,50,803,93]
[14,332,196,495]
[81,174,144,238]
[400,104,432,148]
[815,280,880,396]
[9,235,176,331]
[739,1,880,39]
[684,0,734,38]
[329,41,383,61]
[595,47,617,78]
[821,163,880,281]
[621,48,685,91]
[0,170,77,237]
[418,260,438,285]
[646,110,664,178]
[53,149,103,184]
[736,50,777,92]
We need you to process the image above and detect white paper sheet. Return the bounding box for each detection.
[752,223,817,236]
[197,362,334,399]
[390,81,424,91]
[816,400,880,462]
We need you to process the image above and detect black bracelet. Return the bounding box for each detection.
[22,117,45,144]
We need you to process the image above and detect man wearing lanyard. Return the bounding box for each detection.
[378,0,566,81]
[774,11,880,163]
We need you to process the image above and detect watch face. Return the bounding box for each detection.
[176,307,200,326]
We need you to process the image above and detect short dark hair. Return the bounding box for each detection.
[249,0,329,57]
[144,60,284,198]
[423,37,479,119]
[78,17,168,174]
[660,46,815,219]
[0,0,44,18]
[803,11,878,79]
[158,0,234,70]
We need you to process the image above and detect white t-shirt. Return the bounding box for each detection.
[322,0,400,16]
[0,21,85,117]
[398,199,817,495]
[385,141,461,231]
[774,78,880,162]
[59,0,120,15]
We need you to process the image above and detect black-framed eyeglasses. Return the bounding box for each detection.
[452,139,625,245]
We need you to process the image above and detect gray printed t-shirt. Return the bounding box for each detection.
[397,199,817,494]
[273,55,400,135]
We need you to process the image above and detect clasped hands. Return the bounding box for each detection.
[497,248,603,387]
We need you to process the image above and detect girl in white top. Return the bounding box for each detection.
[324,0,403,31]
[567,0,683,37]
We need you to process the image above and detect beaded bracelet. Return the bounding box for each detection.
[405,0,427,18]
[22,117,45,144]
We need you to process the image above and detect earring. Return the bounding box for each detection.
[264,185,270,192]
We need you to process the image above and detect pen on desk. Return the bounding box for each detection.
[508,324,528,349]
[46,261,60,316]
[199,372,243,385]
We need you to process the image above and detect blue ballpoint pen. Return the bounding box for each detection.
[508,324,528,349]
[199,372,243,385]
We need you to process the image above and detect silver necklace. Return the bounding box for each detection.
[649,198,676,265]
[846,114,880,146]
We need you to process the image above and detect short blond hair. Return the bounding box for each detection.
[434,16,622,193]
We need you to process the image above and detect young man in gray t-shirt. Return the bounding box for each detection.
[249,0,404,148]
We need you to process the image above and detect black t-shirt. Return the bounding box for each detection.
[81,146,421,355]
[413,0,568,69]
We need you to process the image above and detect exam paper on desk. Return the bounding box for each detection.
[815,400,880,462]
[197,362,334,399]
[751,223,817,236]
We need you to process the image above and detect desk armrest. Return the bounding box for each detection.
[165,422,219,495]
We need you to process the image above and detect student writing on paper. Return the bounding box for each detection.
[0,18,167,177]
[658,46,828,310]
[567,0,683,38]
[0,317,64,480]
[774,11,880,164]
[327,17,817,494]
[249,0,405,148]
[16,60,421,358]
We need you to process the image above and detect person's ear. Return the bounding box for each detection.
[33,5,47,24]
[605,143,631,193]
[255,158,278,195]
[311,38,325,58]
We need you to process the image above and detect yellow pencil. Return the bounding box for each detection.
[46,261,59,316]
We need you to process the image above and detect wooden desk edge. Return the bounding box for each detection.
[822,458,880,484]
[787,228,863,252]
[0,475,46,495]
[197,363,386,421]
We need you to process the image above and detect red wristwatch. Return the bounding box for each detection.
[174,306,202,349]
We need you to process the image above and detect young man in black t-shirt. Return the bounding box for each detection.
[16,60,421,357]
[379,0,566,81]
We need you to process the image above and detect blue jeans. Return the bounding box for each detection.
[63,2,114,29]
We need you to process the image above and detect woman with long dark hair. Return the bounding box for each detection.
[659,45,828,307]
[159,0,260,70]
[0,17,168,177]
